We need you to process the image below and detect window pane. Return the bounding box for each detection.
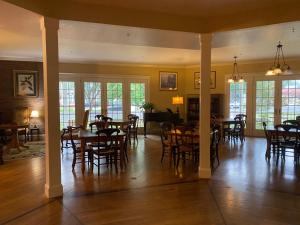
[281,79,300,122]
[255,80,275,130]
[130,83,145,127]
[59,81,76,130]
[84,82,101,126]
[107,83,123,120]
[229,82,247,119]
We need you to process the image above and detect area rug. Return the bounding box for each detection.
[2,141,45,161]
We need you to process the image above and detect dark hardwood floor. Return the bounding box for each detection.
[1,136,300,225]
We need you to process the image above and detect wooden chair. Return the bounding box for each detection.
[159,122,176,164]
[102,116,113,123]
[68,126,92,171]
[275,124,300,165]
[13,107,29,143]
[174,126,198,168]
[89,121,107,132]
[95,114,105,121]
[90,128,120,175]
[61,110,89,152]
[128,115,139,143]
[210,129,220,170]
[230,115,246,142]
[263,122,281,159]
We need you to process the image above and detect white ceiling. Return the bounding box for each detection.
[1,1,300,65]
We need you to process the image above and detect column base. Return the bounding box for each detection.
[199,167,211,179]
[45,184,63,198]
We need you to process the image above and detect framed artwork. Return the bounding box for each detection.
[159,71,178,90]
[13,70,39,97]
[194,71,216,89]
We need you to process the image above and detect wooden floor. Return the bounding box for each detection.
[1,136,300,224]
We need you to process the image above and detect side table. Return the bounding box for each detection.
[30,128,40,141]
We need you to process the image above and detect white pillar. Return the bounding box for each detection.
[199,33,212,178]
[40,17,63,198]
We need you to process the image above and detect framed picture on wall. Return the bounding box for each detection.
[159,71,178,90]
[13,70,39,97]
[194,71,216,89]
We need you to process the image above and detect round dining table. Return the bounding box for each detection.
[0,123,29,153]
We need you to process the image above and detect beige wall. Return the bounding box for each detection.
[60,63,186,115]
[59,59,300,121]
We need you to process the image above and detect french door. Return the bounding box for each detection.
[253,75,300,136]
[59,74,149,130]
[83,79,125,123]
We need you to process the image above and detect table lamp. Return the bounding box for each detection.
[172,96,183,113]
[30,110,39,128]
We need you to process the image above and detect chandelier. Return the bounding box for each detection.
[227,56,244,83]
[266,42,292,76]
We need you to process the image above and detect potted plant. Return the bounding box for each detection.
[140,102,155,113]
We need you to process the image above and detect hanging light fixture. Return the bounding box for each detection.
[227,56,244,83]
[266,42,292,76]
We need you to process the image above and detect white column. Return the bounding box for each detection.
[199,33,212,178]
[40,17,63,198]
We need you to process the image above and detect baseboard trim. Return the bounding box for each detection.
[45,184,63,198]
[199,167,211,178]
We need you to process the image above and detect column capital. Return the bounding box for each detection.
[40,17,59,31]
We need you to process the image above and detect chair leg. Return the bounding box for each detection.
[176,152,181,168]
[72,152,76,171]
[98,155,100,176]
[114,152,118,173]
[161,148,165,163]
[216,149,220,165]
[135,131,138,143]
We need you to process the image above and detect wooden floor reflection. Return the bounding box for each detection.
[1,136,300,224]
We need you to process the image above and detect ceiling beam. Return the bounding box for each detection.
[3,0,300,33]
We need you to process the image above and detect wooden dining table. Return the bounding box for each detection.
[0,123,29,153]
[77,129,127,173]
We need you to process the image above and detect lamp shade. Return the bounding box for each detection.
[30,110,39,118]
[172,96,183,105]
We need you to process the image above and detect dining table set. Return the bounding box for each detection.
[159,121,220,169]
[213,114,247,143]
[63,113,139,174]
[263,119,300,164]
[0,123,29,153]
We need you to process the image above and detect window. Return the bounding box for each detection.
[130,83,145,126]
[281,80,300,122]
[59,81,76,129]
[107,83,123,120]
[229,82,247,119]
[255,80,275,129]
[84,82,101,124]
